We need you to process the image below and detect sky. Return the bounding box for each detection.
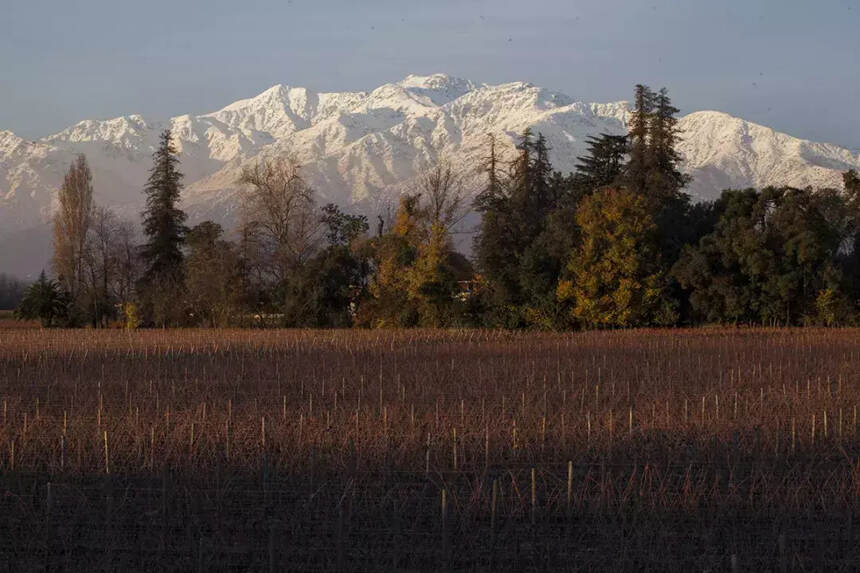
[1,0,858,150]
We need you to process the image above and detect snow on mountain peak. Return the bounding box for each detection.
[588,101,630,126]
[2,74,860,277]
[217,83,291,112]
[674,110,860,196]
[0,130,27,154]
[396,73,476,105]
[207,84,317,136]
[46,114,150,148]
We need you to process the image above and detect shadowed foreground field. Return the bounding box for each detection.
[1,328,859,571]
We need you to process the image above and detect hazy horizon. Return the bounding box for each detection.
[1,0,858,149]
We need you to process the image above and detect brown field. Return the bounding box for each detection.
[1,327,859,571]
[0,310,36,330]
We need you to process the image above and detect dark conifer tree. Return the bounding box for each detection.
[474,135,520,323]
[508,130,555,239]
[140,130,186,282]
[532,133,553,199]
[622,84,655,195]
[478,134,502,207]
[15,271,70,327]
[647,87,691,205]
[573,133,628,191]
[474,130,565,326]
[639,87,696,269]
[507,129,533,214]
[138,130,187,324]
[840,169,860,300]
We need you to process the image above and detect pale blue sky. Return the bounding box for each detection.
[1,0,857,148]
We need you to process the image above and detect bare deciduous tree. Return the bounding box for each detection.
[112,219,140,309]
[416,160,468,234]
[83,206,121,326]
[237,157,321,287]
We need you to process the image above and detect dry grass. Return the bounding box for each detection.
[0,309,32,329]
[1,327,859,571]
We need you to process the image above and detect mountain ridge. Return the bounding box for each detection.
[2,73,859,277]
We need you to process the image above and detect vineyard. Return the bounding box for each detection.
[1,327,859,571]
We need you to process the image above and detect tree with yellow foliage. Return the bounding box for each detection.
[358,161,470,327]
[558,187,676,327]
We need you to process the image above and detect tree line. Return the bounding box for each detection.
[0,273,27,311]
[15,85,860,328]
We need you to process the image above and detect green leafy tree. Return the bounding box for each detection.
[517,214,578,329]
[283,204,369,328]
[320,203,369,247]
[283,245,368,328]
[184,221,243,327]
[673,186,858,325]
[15,271,70,327]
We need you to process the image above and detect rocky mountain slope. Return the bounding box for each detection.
[2,73,859,277]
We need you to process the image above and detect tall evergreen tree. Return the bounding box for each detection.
[474,137,520,323]
[476,134,503,208]
[531,133,555,211]
[506,129,533,215]
[508,130,556,238]
[139,130,187,324]
[622,84,655,195]
[647,87,690,205]
[642,88,697,274]
[474,130,560,326]
[573,134,628,192]
[140,130,186,282]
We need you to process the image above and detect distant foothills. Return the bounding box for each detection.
[6,84,860,330]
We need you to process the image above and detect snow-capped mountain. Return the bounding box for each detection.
[2,73,859,277]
